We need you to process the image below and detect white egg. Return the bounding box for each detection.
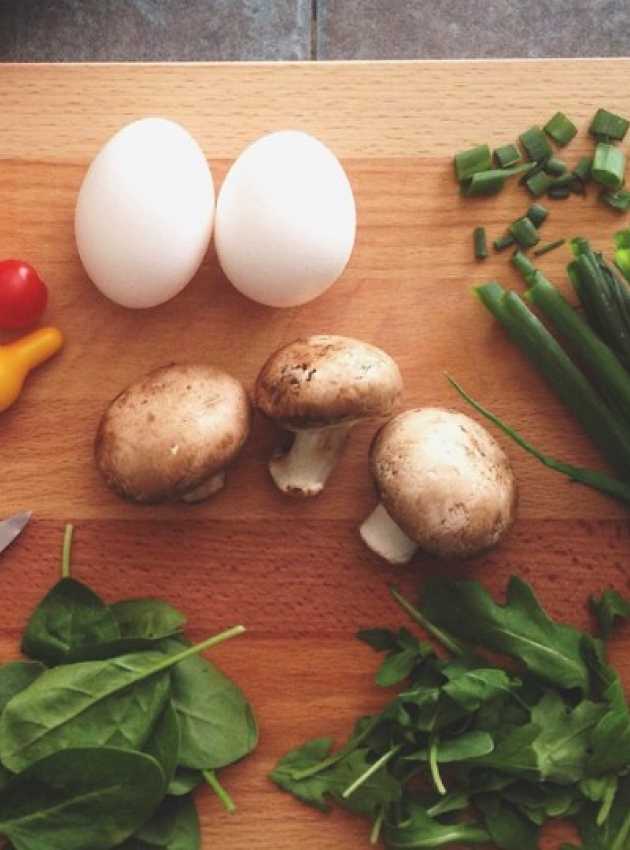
[75,118,214,309]
[215,130,356,308]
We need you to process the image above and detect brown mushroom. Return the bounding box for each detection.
[360,408,517,563]
[95,363,251,504]
[255,334,403,497]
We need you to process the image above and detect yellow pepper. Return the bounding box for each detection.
[0,327,64,412]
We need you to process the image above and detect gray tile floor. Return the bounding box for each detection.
[0,0,628,60]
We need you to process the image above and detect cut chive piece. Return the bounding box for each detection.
[494,233,515,251]
[509,216,540,248]
[590,108,630,142]
[473,226,488,259]
[545,157,568,176]
[462,163,532,196]
[533,239,566,257]
[549,173,574,189]
[573,156,593,183]
[592,142,626,190]
[512,249,537,280]
[527,203,549,227]
[526,170,554,197]
[544,112,578,146]
[454,144,492,182]
[548,186,571,199]
[494,143,520,168]
[602,188,630,212]
[520,126,553,162]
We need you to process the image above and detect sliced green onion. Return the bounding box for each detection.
[462,163,532,197]
[533,239,565,257]
[512,249,537,280]
[509,216,539,248]
[549,173,574,189]
[545,157,568,176]
[494,143,520,168]
[527,203,549,227]
[494,233,515,251]
[590,108,630,142]
[592,143,625,190]
[454,144,492,182]
[475,282,630,476]
[526,170,554,197]
[544,112,578,146]
[548,185,571,199]
[602,188,630,212]
[520,126,552,162]
[573,156,593,183]
[473,226,488,259]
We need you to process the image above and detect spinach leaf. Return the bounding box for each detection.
[145,701,180,793]
[383,802,490,847]
[167,768,203,797]
[110,600,186,642]
[0,662,45,714]
[0,633,234,772]
[21,578,121,666]
[0,747,164,850]
[166,641,257,770]
[590,590,630,638]
[476,794,540,850]
[270,738,337,811]
[135,794,200,850]
[422,576,589,691]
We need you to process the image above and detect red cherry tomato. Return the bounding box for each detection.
[0,260,48,330]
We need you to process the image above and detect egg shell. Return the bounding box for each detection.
[215,130,356,308]
[75,117,214,309]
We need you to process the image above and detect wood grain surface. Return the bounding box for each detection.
[1,59,630,849]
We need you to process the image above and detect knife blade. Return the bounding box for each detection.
[0,511,31,555]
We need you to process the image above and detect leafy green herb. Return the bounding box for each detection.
[383,802,490,848]
[167,768,203,797]
[590,590,630,638]
[0,661,44,714]
[134,794,200,850]
[110,599,186,642]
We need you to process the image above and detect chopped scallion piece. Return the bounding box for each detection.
[590,108,630,142]
[550,173,574,188]
[545,157,568,176]
[509,216,540,248]
[544,112,578,146]
[527,203,549,227]
[454,144,492,182]
[462,163,532,197]
[548,185,571,199]
[533,239,566,257]
[573,156,593,183]
[592,143,626,190]
[520,126,552,162]
[493,233,515,251]
[494,144,520,168]
[526,170,554,197]
[512,250,537,280]
[602,188,630,212]
[473,226,488,259]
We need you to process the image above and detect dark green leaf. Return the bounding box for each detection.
[167,768,203,797]
[0,747,164,850]
[21,578,120,666]
[405,731,494,763]
[332,749,401,816]
[377,650,421,687]
[477,794,540,850]
[442,665,515,711]
[110,599,186,642]
[357,629,399,652]
[270,738,336,812]
[576,774,630,849]
[0,662,45,714]
[383,802,490,848]
[135,795,200,850]
[474,723,541,779]
[144,701,180,793]
[590,590,630,638]
[422,577,589,691]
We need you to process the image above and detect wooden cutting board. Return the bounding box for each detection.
[1,59,630,849]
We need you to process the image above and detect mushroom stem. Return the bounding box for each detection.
[269,423,354,497]
[180,471,226,503]
[359,503,418,564]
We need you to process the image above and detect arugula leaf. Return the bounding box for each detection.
[357,629,400,651]
[332,748,401,815]
[21,578,121,666]
[167,768,203,797]
[474,723,541,779]
[359,628,434,687]
[270,738,336,811]
[383,802,490,848]
[476,794,540,850]
[405,731,494,763]
[0,747,165,850]
[0,662,45,714]
[590,590,630,638]
[531,693,605,783]
[576,775,630,850]
[442,665,516,711]
[135,794,200,850]
[422,576,590,691]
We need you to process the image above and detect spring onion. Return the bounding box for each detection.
[533,239,566,257]
[526,170,554,197]
[546,157,568,176]
[590,108,630,142]
[592,143,625,190]
[462,163,532,197]
[473,226,488,259]
[494,233,515,251]
[475,282,630,476]
[544,112,578,146]
[527,203,549,227]
[602,188,630,212]
[512,250,537,279]
[454,145,492,182]
[548,185,571,199]
[509,216,539,248]
[520,126,552,162]
[494,143,520,168]
[573,156,592,183]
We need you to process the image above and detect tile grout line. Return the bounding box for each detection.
[310,0,318,60]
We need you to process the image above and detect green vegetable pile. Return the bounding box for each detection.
[0,525,258,850]
[271,577,630,849]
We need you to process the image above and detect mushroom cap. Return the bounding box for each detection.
[370,407,517,558]
[95,363,251,504]
[254,334,403,429]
